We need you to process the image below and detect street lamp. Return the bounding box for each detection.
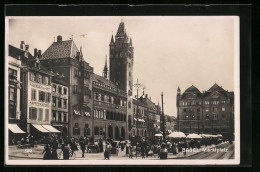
[133,79,145,138]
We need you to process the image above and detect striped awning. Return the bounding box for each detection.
[8,124,25,134]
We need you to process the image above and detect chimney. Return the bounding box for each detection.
[38,50,42,57]
[20,41,25,50]
[145,94,148,98]
[25,45,29,51]
[34,48,38,57]
[57,35,62,42]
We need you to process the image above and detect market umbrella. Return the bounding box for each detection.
[187,133,202,139]
[155,133,163,137]
[168,132,186,138]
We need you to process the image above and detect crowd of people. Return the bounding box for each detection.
[40,134,230,160]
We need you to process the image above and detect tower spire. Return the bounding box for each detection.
[103,55,108,79]
[110,34,114,45]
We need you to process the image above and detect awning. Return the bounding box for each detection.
[32,124,50,133]
[42,125,61,133]
[8,124,25,134]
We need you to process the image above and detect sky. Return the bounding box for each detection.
[7,16,237,117]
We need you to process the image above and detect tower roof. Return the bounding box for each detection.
[103,56,108,72]
[109,34,114,45]
[116,22,125,36]
[129,37,133,46]
[207,83,225,92]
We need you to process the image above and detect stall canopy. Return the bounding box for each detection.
[168,132,186,138]
[8,124,25,134]
[42,125,61,133]
[155,133,163,137]
[32,124,50,133]
[187,133,202,139]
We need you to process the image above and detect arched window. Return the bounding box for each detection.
[94,126,99,135]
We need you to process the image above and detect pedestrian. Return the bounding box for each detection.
[63,144,70,160]
[51,148,58,160]
[79,136,86,157]
[129,145,133,159]
[70,138,78,155]
[43,144,51,160]
[99,138,103,152]
[104,142,111,160]
[141,145,145,159]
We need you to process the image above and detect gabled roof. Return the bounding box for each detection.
[41,40,79,60]
[207,83,225,92]
[184,85,201,94]
[9,44,53,75]
[9,45,34,62]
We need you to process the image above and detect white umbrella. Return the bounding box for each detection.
[168,132,186,138]
[155,133,163,137]
[187,133,202,139]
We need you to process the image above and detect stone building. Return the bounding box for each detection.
[109,22,134,139]
[40,36,93,139]
[51,77,69,137]
[91,70,127,141]
[176,84,234,139]
[8,45,25,144]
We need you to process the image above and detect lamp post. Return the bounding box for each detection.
[133,79,145,138]
[161,92,166,143]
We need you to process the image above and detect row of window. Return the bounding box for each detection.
[94,92,126,107]
[182,114,227,120]
[73,123,91,136]
[180,100,228,106]
[53,84,67,95]
[29,107,49,121]
[133,107,145,115]
[30,72,50,85]
[52,97,67,109]
[52,111,67,122]
[132,129,147,137]
[182,107,226,113]
[31,89,51,102]
[94,110,127,121]
[74,69,90,78]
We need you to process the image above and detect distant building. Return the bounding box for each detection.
[132,98,147,138]
[176,84,234,138]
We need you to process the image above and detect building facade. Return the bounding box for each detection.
[132,99,147,138]
[92,73,127,140]
[51,78,69,137]
[40,36,94,139]
[109,22,134,139]
[16,43,57,141]
[176,84,234,139]
[8,45,24,144]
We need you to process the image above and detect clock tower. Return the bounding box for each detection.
[109,21,134,138]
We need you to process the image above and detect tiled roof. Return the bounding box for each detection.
[207,83,225,92]
[9,45,34,62]
[41,40,79,60]
[184,85,201,94]
[9,44,53,75]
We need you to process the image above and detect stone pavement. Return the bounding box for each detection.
[8,143,226,160]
